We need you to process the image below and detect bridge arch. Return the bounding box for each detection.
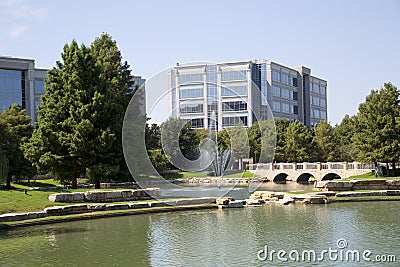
[296,173,313,183]
[273,173,288,183]
[321,173,341,181]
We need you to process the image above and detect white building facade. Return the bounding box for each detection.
[169,60,327,129]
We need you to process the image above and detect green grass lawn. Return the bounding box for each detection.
[341,172,400,181]
[162,170,258,180]
[0,179,143,214]
[0,183,71,214]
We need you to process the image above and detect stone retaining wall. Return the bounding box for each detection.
[48,188,161,203]
[0,197,216,223]
[316,180,400,191]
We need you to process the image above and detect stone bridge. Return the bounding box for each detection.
[248,162,374,182]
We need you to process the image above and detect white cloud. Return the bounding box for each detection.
[0,0,49,39]
[6,24,30,39]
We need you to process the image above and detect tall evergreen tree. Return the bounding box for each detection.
[274,118,290,162]
[311,120,338,162]
[283,120,312,162]
[90,33,134,182]
[334,115,356,162]
[23,40,103,188]
[0,104,34,188]
[23,34,136,188]
[352,82,400,175]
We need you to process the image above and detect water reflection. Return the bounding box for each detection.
[0,202,399,266]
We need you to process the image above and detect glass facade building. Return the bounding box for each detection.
[0,56,48,122]
[169,60,327,130]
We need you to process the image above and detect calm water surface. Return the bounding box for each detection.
[0,185,399,266]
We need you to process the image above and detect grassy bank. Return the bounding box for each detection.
[342,172,400,181]
[0,180,145,214]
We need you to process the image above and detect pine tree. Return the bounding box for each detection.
[352,83,400,175]
[311,120,338,162]
[283,120,312,162]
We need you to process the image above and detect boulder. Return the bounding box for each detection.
[128,202,150,209]
[216,197,234,205]
[48,192,85,203]
[303,196,327,204]
[387,180,400,190]
[105,204,130,210]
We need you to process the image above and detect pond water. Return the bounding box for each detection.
[1,197,399,266]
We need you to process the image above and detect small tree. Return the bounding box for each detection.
[0,104,34,188]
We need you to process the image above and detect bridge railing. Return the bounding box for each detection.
[248,162,375,171]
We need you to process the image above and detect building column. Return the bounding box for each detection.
[203,67,208,128]
[246,65,253,126]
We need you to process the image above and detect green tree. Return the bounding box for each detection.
[23,34,136,188]
[0,104,34,188]
[160,118,200,170]
[0,123,9,187]
[145,123,161,150]
[283,120,312,162]
[227,122,249,170]
[334,115,356,162]
[90,33,134,182]
[352,82,400,175]
[273,118,290,162]
[311,120,338,162]
[248,120,276,163]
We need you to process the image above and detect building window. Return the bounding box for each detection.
[222,101,247,111]
[179,88,203,99]
[272,86,280,97]
[312,109,320,119]
[293,105,298,114]
[222,116,248,127]
[281,88,290,99]
[320,85,326,95]
[35,80,46,94]
[180,103,203,114]
[273,101,280,112]
[291,91,298,101]
[0,69,25,110]
[272,71,280,82]
[191,118,204,128]
[320,98,326,108]
[178,73,203,85]
[221,85,247,96]
[282,74,289,85]
[221,70,247,81]
[281,102,290,114]
[312,96,320,106]
[292,77,298,87]
[320,111,327,120]
[313,83,320,93]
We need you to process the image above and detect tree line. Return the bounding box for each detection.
[146,83,400,176]
[0,32,398,188]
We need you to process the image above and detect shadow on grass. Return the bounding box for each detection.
[16,180,60,188]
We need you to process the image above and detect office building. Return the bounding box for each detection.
[169,60,327,129]
[0,56,145,122]
[0,56,47,122]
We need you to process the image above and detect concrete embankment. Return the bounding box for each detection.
[0,197,216,223]
[316,179,400,191]
[48,188,161,203]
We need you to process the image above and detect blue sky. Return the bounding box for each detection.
[1,0,399,125]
